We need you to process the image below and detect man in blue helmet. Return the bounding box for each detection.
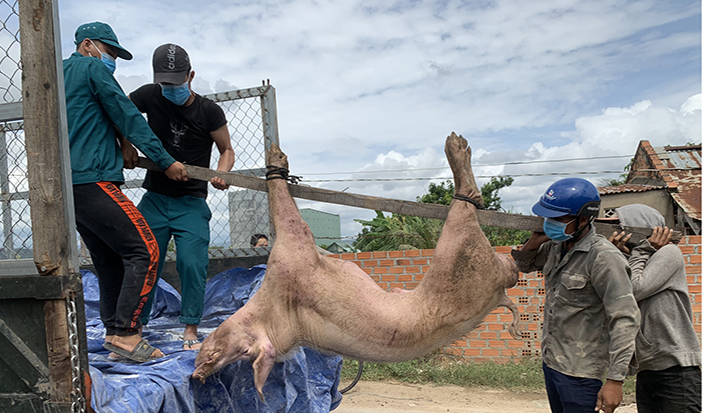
[64,22,188,362]
[511,178,640,413]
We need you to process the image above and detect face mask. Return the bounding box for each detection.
[90,40,116,74]
[543,218,576,242]
[160,82,191,106]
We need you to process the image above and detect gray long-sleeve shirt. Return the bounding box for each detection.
[628,240,701,374]
[511,227,640,381]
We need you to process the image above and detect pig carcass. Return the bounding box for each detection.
[192,132,520,399]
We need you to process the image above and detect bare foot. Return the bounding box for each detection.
[183,324,202,350]
[112,334,164,358]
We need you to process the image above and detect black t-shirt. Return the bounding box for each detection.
[130,84,227,198]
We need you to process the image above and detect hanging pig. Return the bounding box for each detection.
[192,132,520,400]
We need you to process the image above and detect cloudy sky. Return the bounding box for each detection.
[57,0,701,240]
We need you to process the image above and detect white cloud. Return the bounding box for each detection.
[51,0,700,240]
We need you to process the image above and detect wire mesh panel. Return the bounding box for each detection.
[0,0,24,262]
[102,87,276,260]
[1,84,275,264]
[0,0,20,104]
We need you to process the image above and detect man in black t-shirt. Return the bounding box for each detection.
[124,44,235,350]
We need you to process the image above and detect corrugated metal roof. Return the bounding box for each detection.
[654,146,702,221]
[597,184,665,195]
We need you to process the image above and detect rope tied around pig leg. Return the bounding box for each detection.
[453,194,484,210]
[266,165,302,185]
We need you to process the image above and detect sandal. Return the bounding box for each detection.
[183,338,201,350]
[103,339,163,363]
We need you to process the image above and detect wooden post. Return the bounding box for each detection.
[18,0,82,406]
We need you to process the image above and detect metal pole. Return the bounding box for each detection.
[0,129,14,260]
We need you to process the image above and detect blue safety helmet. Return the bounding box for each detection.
[532,178,601,218]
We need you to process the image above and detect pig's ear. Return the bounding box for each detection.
[252,341,276,402]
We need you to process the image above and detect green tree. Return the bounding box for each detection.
[354,176,529,250]
[599,158,633,187]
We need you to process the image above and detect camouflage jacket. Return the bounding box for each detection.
[511,227,640,381]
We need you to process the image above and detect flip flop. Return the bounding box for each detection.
[103,339,163,363]
[183,338,201,350]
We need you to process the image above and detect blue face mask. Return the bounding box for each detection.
[160,82,191,106]
[543,218,576,242]
[90,40,116,74]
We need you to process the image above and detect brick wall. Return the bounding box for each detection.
[328,235,702,363]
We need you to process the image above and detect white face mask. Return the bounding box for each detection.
[89,39,116,74]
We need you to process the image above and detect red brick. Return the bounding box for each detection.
[356,252,372,259]
[372,251,387,258]
[482,349,500,356]
[468,340,486,348]
[464,349,481,356]
[363,260,378,267]
[688,235,701,244]
[412,258,429,265]
[507,288,524,296]
[397,274,412,281]
[680,246,695,254]
[500,349,518,356]
[499,314,513,322]
[404,282,420,289]
[694,324,701,333]
[507,340,524,348]
[695,294,701,303]
[340,253,356,260]
[404,250,421,257]
[381,274,396,282]
[495,246,513,254]
[405,266,421,274]
[489,340,505,348]
[500,332,515,340]
[422,266,429,273]
[420,249,435,257]
[361,268,372,275]
[396,259,412,266]
[380,259,395,266]
[445,348,463,356]
[527,324,539,331]
[491,307,503,314]
[376,283,387,289]
[689,255,701,264]
[388,250,404,258]
[480,332,498,339]
[373,267,388,274]
[389,267,404,274]
[484,314,498,322]
[686,266,701,275]
[488,323,504,331]
[415,274,426,281]
[390,282,404,290]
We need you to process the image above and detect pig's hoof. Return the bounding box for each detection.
[445,132,482,203]
[267,143,289,169]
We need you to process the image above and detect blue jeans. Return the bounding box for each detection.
[636,365,701,413]
[543,363,602,413]
[138,191,211,326]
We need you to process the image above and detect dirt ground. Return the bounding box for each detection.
[334,381,638,413]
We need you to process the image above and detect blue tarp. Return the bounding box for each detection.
[84,266,343,412]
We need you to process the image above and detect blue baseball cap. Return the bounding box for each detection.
[74,22,133,60]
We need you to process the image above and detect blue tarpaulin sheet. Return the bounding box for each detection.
[83,265,343,412]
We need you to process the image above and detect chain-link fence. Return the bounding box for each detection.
[1,83,277,263]
[0,0,26,261]
[121,87,277,260]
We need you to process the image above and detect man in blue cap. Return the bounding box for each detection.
[63,22,188,362]
[511,178,640,413]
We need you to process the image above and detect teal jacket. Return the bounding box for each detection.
[63,52,176,185]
